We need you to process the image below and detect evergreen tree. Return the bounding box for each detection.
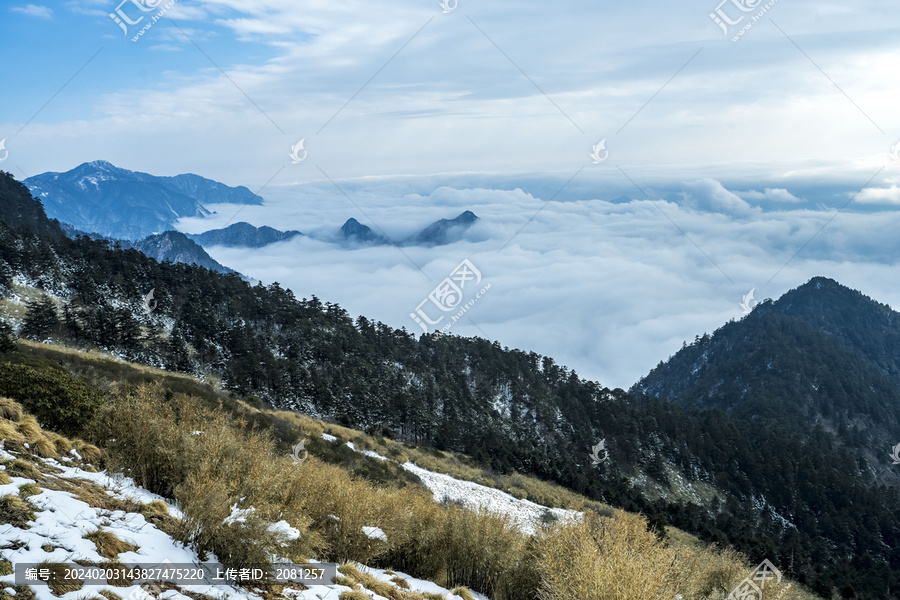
[21,295,59,340]
[0,319,15,353]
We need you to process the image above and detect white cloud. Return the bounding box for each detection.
[11,4,52,18]
[679,179,755,215]
[171,176,900,389]
[854,185,900,204]
[738,188,803,203]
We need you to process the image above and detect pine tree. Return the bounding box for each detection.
[21,295,59,340]
[0,319,16,353]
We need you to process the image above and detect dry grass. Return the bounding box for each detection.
[0,397,23,421]
[537,510,681,600]
[36,561,83,596]
[89,384,819,600]
[337,591,369,600]
[2,458,40,479]
[0,471,10,485]
[17,483,40,498]
[95,384,319,568]
[84,529,139,559]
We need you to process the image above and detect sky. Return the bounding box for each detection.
[2,0,900,388]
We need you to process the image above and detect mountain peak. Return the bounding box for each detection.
[188,222,302,248]
[404,210,479,246]
[339,217,383,244]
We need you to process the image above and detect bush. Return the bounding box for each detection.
[94,384,319,568]
[0,363,104,435]
[537,511,680,600]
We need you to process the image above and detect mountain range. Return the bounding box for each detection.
[187,222,303,248]
[338,210,479,246]
[24,160,262,240]
[3,169,900,597]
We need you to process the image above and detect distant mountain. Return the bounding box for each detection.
[188,222,302,248]
[150,173,262,207]
[405,210,478,246]
[24,161,262,240]
[631,276,900,481]
[336,211,479,247]
[339,218,385,244]
[130,231,235,274]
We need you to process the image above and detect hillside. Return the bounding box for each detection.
[0,341,814,600]
[0,170,896,598]
[632,277,900,485]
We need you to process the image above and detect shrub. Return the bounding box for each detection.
[94,385,319,569]
[0,363,103,435]
[537,511,680,600]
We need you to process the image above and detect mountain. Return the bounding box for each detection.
[339,218,385,244]
[405,210,478,246]
[337,212,479,247]
[188,222,302,248]
[23,161,262,240]
[631,277,900,482]
[129,231,235,274]
[150,172,263,207]
[0,171,897,598]
[0,170,64,240]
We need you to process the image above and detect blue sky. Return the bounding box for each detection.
[3,0,900,386]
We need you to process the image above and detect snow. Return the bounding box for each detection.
[320,433,337,442]
[0,451,484,600]
[401,462,581,536]
[361,449,389,461]
[268,520,302,542]
[361,526,387,542]
[223,503,256,525]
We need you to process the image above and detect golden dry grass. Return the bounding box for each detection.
[87,384,820,600]
[84,529,139,559]
[0,398,23,422]
[36,561,84,596]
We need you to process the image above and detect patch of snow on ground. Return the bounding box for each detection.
[320,433,337,442]
[361,449,388,461]
[401,462,581,536]
[0,452,485,600]
[361,526,387,542]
